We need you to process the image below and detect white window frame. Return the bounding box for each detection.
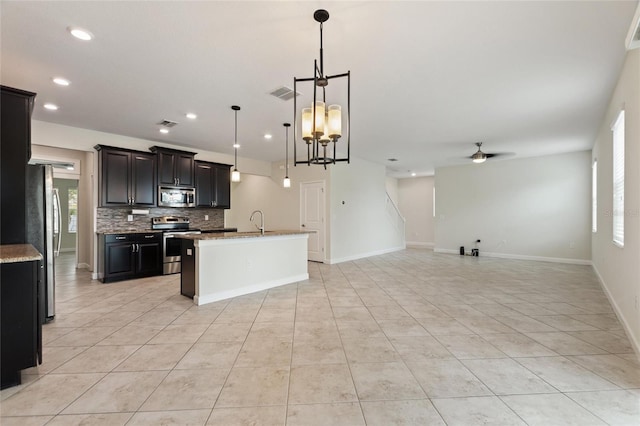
[592,159,597,233]
[612,110,625,247]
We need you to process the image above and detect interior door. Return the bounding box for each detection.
[300,181,325,262]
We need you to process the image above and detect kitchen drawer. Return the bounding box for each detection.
[136,233,161,242]
[105,234,135,243]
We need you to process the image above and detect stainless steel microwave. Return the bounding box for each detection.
[158,186,196,208]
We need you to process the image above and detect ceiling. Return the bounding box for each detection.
[1,1,637,177]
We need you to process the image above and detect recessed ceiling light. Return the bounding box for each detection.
[186,113,197,120]
[159,128,169,134]
[52,77,70,86]
[68,27,93,41]
[264,134,272,140]
[44,103,59,111]
[411,172,417,177]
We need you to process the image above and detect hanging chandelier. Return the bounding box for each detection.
[294,9,351,169]
[231,105,241,182]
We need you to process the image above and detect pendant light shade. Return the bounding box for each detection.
[231,105,241,182]
[283,123,291,188]
[294,9,351,169]
[471,142,487,164]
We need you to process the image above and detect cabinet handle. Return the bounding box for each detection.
[131,244,135,253]
[144,235,154,239]
[136,244,140,252]
[115,236,126,240]
[177,178,180,185]
[131,197,135,204]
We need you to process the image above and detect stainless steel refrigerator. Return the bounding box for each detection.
[26,164,60,322]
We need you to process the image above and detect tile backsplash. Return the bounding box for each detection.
[96,207,225,232]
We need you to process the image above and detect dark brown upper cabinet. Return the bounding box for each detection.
[1,86,36,245]
[195,161,232,209]
[150,146,196,188]
[95,145,156,207]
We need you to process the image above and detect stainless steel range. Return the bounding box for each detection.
[151,216,201,275]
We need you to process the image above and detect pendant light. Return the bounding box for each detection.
[471,142,487,164]
[231,105,241,182]
[283,123,291,188]
[293,9,351,169]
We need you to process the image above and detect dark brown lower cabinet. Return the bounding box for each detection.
[1,259,41,389]
[101,233,162,283]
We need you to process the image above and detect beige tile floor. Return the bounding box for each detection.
[1,250,639,425]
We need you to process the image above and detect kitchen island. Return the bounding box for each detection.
[179,231,309,306]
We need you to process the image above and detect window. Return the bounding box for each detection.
[612,110,624,247]
[592,159,597,232]
[68,188,78,233]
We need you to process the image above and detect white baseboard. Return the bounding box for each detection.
[433,248,592,265]
[194,273,309,306]
[328,246,405,264]
[406,241,435,249]
[591,265,640,358]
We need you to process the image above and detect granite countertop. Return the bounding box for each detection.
[96,229,161,235]
[0,244,43,264]
[97,227,236,235]
[180,230,308,241]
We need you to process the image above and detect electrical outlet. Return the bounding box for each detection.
[205,215,209,221]
[127,215,133,222]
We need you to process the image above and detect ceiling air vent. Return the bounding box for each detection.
[157,119,178,128]
[269,86,300,101]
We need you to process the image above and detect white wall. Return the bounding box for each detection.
[385,177,399,205]
[591,48,640,354]
[31,120,272,176]
[330,159,405,263]
[398,176,435,248]
[435,151,592,262]
[225,160,331,254]
[227,157,405,263]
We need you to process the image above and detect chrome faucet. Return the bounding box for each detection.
[250,210,265,235]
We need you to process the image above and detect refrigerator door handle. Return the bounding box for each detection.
[53,188,62,257]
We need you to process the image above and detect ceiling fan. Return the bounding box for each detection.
[469,142,512,163]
